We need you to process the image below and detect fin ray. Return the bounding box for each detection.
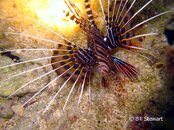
[112,56,138,79]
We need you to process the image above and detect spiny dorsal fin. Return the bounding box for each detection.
[84,0,97,27]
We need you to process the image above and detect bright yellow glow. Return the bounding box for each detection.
[28,0,77,31]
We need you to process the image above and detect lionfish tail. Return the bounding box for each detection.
[111,56,139,80]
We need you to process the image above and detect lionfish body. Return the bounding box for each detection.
[56,0,139,82]
[0,0,170,110]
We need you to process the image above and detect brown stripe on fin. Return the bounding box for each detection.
[84,0,95,25]
[110,0,142,48]
[51,41,91,82]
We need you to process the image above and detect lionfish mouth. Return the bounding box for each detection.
[0,0,171,114]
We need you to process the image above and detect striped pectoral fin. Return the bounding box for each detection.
[51,42,77,81]
[111,56,139,80]
[118,29,149,51]
[51,42,90,82]
[106,12,136,49]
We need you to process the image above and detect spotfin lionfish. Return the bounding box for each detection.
[0,0,170,111]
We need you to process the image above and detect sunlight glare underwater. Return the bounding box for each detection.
[28,0,78,32]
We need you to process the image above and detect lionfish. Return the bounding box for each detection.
[0,0,170,111]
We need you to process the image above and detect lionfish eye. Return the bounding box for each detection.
[104,37,107,42]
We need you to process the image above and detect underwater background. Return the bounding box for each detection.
[0,0,174,130]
